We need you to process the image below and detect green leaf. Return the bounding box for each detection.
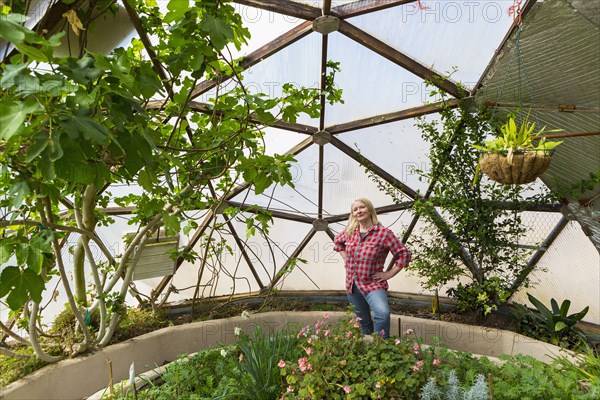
[0,267,45,310]
[164,0,190,23]
[0,100,41,141]
[0,63,28,89]
[60,115,110,145]
[25,130,50,162]
[48,130,64,161]
[8,181,30,209]
[253,174,271,195]
[0,20,26,43]
[137,168,154,191]
[59,54,103,85]
[0,242,14,264]
[27,236,51,274]
[201,14,234,51]
[554,321,567,332]
[567,306,589,323]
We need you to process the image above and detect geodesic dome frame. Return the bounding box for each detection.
[1,0,599,331]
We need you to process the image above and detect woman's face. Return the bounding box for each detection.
[351,201,371,224]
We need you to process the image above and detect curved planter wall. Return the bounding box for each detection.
[0,311,574,400]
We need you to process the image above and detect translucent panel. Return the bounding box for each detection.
[234,33,322,126]
[349,1,514,87]
[337,117,433,193]
[231,4,308,57]
[232,144,320,217]
[325,33,431,125]
[262,126,310,156]
[512,221,600,325]
[322,144,413,216]
[277,231,346,291]
[169,216,313,299]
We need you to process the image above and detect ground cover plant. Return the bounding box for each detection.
[105,312,598,400]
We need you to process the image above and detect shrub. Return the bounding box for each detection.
[279,313,446,399]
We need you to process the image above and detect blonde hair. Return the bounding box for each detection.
[345,198,379,235]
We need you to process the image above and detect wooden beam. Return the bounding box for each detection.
[329,135,419,199]
[325,202,414,224]
[222,215,266,290]
[323,0,332,15]
[233,0,321,20]
[540,131,600,140]
[327,98,460,134]
[227,201,314,224]
[225,136,314,201]
[332,0,416,19]
[151,209,216,301]
[190,21,314,98]
[145,100,318,135]
[338,20,466,99]
[120,0,173,99]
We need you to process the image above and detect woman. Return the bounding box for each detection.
[334,198,411,339]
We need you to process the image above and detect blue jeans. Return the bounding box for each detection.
[347,282,391,339]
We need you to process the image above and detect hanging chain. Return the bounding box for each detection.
[508,0,524,26]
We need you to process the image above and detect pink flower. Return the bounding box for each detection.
[394,338,401,345]
[305,347,313,356]
[287,386,294,393]
[278,359,286,368]
[308,364,313,371]
[340,359,347,365]
[345,331,353,339]
[376,381,381,389]
[405,328,414,335]
[325,329,331,336]
[297,327,306,338]
[324,313,330,319]
[412,360,424,372]
[354,321,360,328]
[343,385,351,394]
[308,337,314,344]
[413,343,420,352]
[433,358,441,365]
[380,329,385,336]
[356,317,362,321]
[298,357,308,372]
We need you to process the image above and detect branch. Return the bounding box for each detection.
[28,302,62,362]
[0,219,116,265]
[0,320,30,346]
[0,347,31,359]
[73,208,107,341]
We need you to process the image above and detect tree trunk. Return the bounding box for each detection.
[73,184,97,306]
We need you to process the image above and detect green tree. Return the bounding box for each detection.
[0,0,342,362]
[371,81,556,316]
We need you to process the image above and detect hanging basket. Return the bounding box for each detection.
[478,151,553,185]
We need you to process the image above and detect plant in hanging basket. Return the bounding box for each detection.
[473,113,562,184]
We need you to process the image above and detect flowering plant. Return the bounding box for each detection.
[278,312,445,399]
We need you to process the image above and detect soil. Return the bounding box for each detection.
[165,296,519,334]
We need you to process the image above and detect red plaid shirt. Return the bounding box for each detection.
[334,224,411,294]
